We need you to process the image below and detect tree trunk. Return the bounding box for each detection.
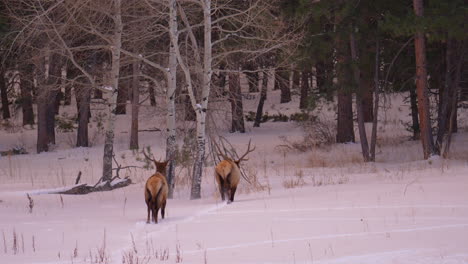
[350,32,370,161]
[102,0,122,182]
[293,69,300,91]
[229,72,245,133]
[244,63,258,93]
[36,96,49,153]
[413,0,437,158]
[0,67,11,119]
[166,0,178,198]
[63,66,72,105]
[148,82,156,106]
[436,37,453,151]
[361,72,374,123]
[184,91,196,121]
[253,70,267,127]
[409,84,420,140]
[299,71,310,109]
[370,38,380,162]
[20,67,35,126]
[40,53,62,150]
[443,43,464,158]
[76,84,90,147]
[129,60,140,150]
[289,67,294,92]
[276,69,291,103]
[190,118,206,200]
[46,88,58,145]
[115,80,127,115]
[190,0,213,200]
[336,28,355,143]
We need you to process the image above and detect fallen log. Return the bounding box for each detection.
[43,177,132,195]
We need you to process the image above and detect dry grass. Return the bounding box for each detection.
[282,169,306,189]
[307,146,364,168]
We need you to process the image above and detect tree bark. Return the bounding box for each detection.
[115,78,128,115]
[20,66,35,126]
[409,84,420,140]
[46,88,58,145]
[0,67,11,119]
[148,81,156,106]
[413,0,437,158]
[102,0,122,182]
[166,0,178,198]
[36,96,49,153]
[370,38,380,162]
[229,72,245,133]
[350,31,370,161]
[276,69,291,103]
[63,66,72,105]
[436,37,453,151]
[361,72,374,123]
[336,27,355,143]
[190,0,213,200]
[244,63,258,93]
[299,71,310,109]
[443,43,464,158]
[76,84,91,147]
[253,70,267,127]
[129,59,140,150]
[37,52,62,152]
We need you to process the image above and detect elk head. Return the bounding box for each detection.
[142,148,169,175]
[213,139,255,203]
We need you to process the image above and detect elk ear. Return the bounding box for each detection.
[234,160,241,166]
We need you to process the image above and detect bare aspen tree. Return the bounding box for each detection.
[170,0,299,199]
[102,0,123,182]
[166,0,178,198]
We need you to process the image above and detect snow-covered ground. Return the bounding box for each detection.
[1,91,467,264]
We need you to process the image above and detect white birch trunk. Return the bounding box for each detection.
[267,68,275,93]
[190,0,213,200]
[102,0,122,182]
[170,0,213,199]
[257,70,264,93]
[166,0,178,198]
[312,66,317,91]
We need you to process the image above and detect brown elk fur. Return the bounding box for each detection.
[144,160,169,224]
[215,159,241,203]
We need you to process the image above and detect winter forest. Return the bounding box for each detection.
[0,0,467,263]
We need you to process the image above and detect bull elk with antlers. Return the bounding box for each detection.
[143,149,169,224]
[214,140,255,203]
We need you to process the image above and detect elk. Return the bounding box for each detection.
[213,139,255,203]
[143,149,169,224]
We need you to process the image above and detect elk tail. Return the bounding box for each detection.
[154,182,165,208]
[145,187,152,204]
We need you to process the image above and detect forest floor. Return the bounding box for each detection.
[0,91,467,264]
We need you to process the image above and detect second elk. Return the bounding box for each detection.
[214,140,255,203]
[143,149,169,224]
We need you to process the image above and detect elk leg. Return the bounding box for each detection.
[218,175,225,201]
[153,204,159,223]
[226,175,232,203]
[146,204,151,224]
[161,201,166,219]
[230,186,237,203]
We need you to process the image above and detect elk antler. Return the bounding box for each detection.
[142,147,157,163]
[236,139,256,163]
[212,138,231,161]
